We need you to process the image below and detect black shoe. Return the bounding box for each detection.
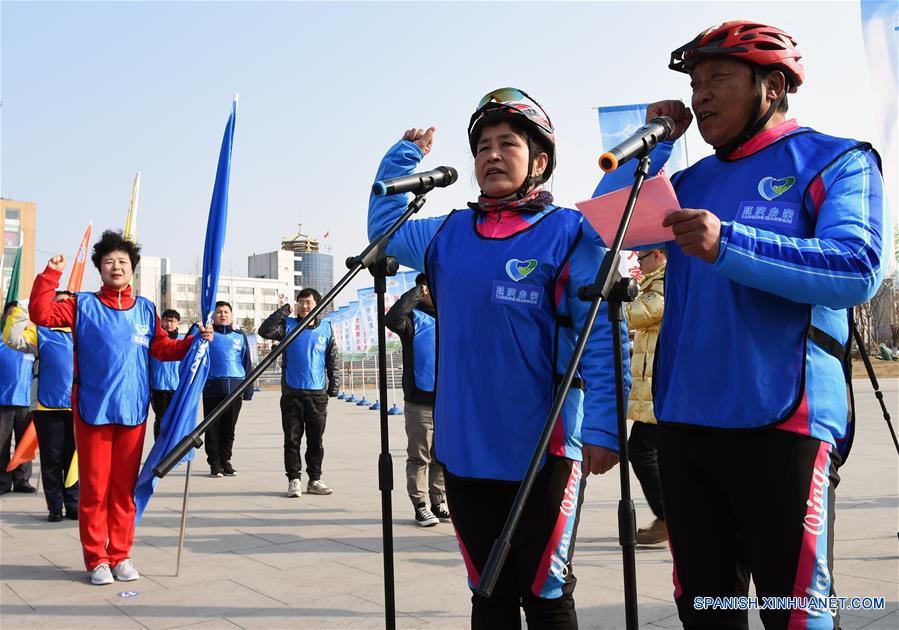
[48,512,64,523]
[65,507,79,520]
[210,465,223,478]
[13,483,37,494]
[221,462,237,477]
[431,502,451,523]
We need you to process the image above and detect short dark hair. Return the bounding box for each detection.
[215,301,232,311]
[91,230,141,271]
[161,309,181,320]
[3,301,18,317]
[296,288,321,304]
[415,273,427,286]
[55,290,76,299]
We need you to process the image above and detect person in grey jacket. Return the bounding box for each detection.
[385,275,449,527]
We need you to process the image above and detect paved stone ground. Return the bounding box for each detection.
[1,380,897,629]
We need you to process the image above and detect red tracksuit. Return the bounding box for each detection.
[30,266,193,570]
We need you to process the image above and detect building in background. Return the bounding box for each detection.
[1,198,36,299]
[134,255,171,309]
[137,255,290,335]
[248,229,334,309]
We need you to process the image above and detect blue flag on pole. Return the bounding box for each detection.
[592,103,686,198]
[134,97,238,523]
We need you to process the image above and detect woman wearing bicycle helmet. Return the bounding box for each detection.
[368,88,626,628]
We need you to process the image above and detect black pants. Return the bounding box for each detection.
[280,391,328,481]
[0,405,32,490]
[659,425,841,630]
[202,395,242,468]
[150,389,176,440]
[446,456,585,630]
[32,410,78,513]
[628,421,664,520]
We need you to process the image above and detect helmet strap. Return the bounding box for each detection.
[716,67,785,159]
[479,142,543,200]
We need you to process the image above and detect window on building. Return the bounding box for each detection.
[177,284,197,293]
[5,209,19,220]
[235,286,254,296]
[236,302,254,310]
[217,285,230,295]
[260,288,278,297]
[294,275,303,285]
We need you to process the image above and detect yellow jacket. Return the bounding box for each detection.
[625,264,665,424]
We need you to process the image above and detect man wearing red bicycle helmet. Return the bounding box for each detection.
[369,88,626,628]
[625,21,889,629]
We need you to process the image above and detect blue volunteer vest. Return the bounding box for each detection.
[36,327,74,409]
[657,130,865,430]
[425,207,581,481]
[0,336,34,407]
[410,309,435,393]
[283,318,332,390]
[75,292,155,426]
[208,330,246,379]
[150,334,183,391]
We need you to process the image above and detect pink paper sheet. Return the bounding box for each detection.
[575,173,681,250]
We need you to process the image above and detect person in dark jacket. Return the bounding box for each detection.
[150,309,182,440]
[259,288,340,497]
[203,301,253,478]
[384,274,448,527]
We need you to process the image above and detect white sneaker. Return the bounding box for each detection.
[287,478,302,498]
[89,563,114,585]
[306,480,332,495]
[112,558,140,581]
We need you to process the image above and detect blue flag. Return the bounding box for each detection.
[592,103,686,198]
[134,97,238,523]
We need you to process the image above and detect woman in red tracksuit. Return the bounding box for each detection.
[29,230,213,586]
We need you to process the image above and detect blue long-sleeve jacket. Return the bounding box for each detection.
[596,123,888,446]
[370,140,628,456]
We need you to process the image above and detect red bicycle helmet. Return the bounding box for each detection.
[669,21,804,92]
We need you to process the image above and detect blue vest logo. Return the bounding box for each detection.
[133,323,150,347]
[505,258,538,282]
[757,175,796,200]
[738,201,800,228]
[316,335,327,349]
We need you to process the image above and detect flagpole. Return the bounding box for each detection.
[175,461,192,576]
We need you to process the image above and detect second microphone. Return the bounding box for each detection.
[373,166,458,196]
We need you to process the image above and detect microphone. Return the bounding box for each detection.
[372,166,458,196]
[599,117,675,172]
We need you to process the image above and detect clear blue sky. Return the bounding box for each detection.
[1,1,881,306]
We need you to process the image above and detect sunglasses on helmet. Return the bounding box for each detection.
[474,87,554,133]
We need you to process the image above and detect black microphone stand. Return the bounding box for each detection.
[475,155,653,630]
[852,323,899,456]
[155,192,433,630]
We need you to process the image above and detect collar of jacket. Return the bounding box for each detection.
[213,324,234,334]
[639,264,666,288]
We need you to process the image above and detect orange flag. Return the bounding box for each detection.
[5,416,36,472]
[67,222,92,292]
